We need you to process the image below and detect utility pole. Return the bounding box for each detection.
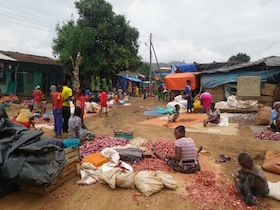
[149,33,152,95]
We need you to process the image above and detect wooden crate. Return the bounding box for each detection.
[19,148,79,195]
[261,89,275,96]
[204,86,225,102]
[263,83,277,91]
[261,95,273,102]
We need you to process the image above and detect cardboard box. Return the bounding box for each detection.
[237,76,261,97]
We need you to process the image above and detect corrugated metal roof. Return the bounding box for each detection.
[0,53,17,61]
[198,56,280,74]
[0,50,62,66]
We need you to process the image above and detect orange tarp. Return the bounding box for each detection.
[138,113,207,128]
[164,73,198,90]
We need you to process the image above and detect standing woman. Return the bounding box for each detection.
[99,90,108,117]
[184,80,193,113]
[53,85,63,138]
[33,85,43,113]
[200,92,213,112]
[154,125,201,174]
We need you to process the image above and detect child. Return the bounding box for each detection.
[168,104,180,122]
[233,153,269,206]
[113,95,120,105]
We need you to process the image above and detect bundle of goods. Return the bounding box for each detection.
[113,129,133,139]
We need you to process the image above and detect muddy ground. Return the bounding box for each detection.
[1,97,280,210]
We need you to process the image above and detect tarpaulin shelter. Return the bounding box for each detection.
[171,63,197,73]
[116,71,144,93]
[164,73,198,90]
[198,56,280,88]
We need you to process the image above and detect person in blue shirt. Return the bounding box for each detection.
[184,80,193,113]
[270,102,280,131]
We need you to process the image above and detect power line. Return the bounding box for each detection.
[1,1,69,21]
[0,11,56,29]
[0,18,53,32]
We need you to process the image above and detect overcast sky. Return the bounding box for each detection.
[1,0,280,64]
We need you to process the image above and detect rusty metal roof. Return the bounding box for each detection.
[0,50,62,66]
[0,53,17,61]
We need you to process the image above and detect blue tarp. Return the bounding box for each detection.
[201,68,280,88]
[124,76,142,83]
[118,76,142,93]
[171,64,197,73]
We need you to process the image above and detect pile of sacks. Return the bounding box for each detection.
[166,95,188,113]
[77,148,177,196]
[215,95,258,109]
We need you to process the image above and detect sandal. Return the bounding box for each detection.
[219,154,231,161]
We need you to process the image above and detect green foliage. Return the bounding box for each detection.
[228,53,251,62]
[135,62,150,77]
[52,0,142,78]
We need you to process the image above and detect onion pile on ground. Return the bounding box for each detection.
[185,171,268,210]
[142,139,175,155]
[132,139,175,172]
[133,158,174,173]
[253,132,280,141]
[80,135,130,157]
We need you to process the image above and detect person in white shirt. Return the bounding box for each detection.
[203,101,220,127]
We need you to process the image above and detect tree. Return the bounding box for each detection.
[228,53,250,62]
[135,62,150,77]
[52,0,142,80]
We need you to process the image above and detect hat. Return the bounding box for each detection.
[35,85,40,90]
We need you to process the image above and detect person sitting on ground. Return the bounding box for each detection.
[153,125,201,174]
[68,106,88,139]
[233,153,269,206]
[12,105,35,128]
[168,104,180,122]
[269,101,280,132]
[113,95,120,105]
[164,104,180,127]
[203,101,220,127]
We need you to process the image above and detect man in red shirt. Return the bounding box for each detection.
[100,90,108,117]
[53,85,63,138]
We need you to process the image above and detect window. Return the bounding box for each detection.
[26,71,34,83]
